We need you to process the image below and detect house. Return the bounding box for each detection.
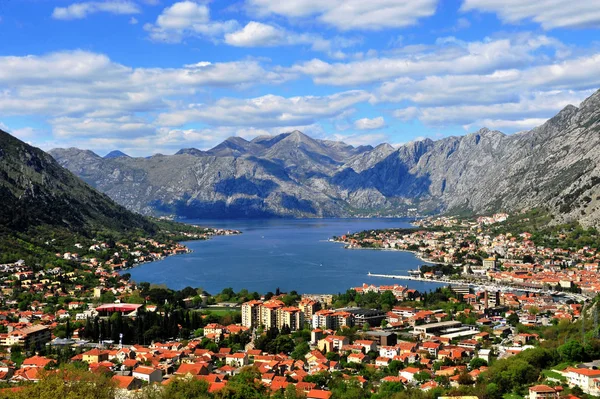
[132,366,162,383]
[307,389,333,399]
[82,349,109,364]
[529,385,559,399]
[318,336,349,353]
[21,356,53,369]
[399,367,421,383]
[564,367,600,395]
[375,357,391,367]
[225,353,248,367]
[112,375,142,391]
[347,353,366,364]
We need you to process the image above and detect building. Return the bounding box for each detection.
[132,366,162,383]
[299,299,321,320]
[312,310,352,330]
[450,285,470,296]
[95,303,142,317]
[365,331,398,347]
[278,307,304,331]
[241,300,304,331]
[241,300,262,329]
[82,348,109,364]
[345,308,386,328]
[225,353,248,367]
[565,367,600,395]
[1,325,51,349]
[318,336,349,353]
[413,321,461,338]
[529,385,559,399]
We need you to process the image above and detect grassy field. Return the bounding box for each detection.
[542,369,567,382]
[201,308,241,316]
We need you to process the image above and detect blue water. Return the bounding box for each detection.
[125,218,445,295]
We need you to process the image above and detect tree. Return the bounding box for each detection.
[506,312,519,326]
[469,358,488,370]
[558,340,586,362]
[10,345,24,367]
[12,366,115,399]
[387,360,404,375]
[291,342,310,360]
[457,371,474,385]
[161,376,210,399]
[486,382,503,399]
[414,371,431,382]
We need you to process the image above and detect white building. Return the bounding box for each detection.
[564,367,600,395]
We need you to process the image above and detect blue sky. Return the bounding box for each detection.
[1,0,599,156]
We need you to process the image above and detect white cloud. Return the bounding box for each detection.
[377,53,600,106]
[223,21,357,58]
[52,1,140,20]
[156,91,372,127]
[247,0,438,31]
[292,35,561,86]
[354,116,385,130]
[225,21,285,47]
[393,90,594,130]
[0,51,290,140]
[461,0,600,29]
[328,132,389,147]
[145,1,238,43]
[129,17,138,25]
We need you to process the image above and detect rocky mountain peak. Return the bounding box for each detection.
[104,150,130,159]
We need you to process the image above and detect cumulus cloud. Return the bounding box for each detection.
[145,1,238,43]
[52,1,140,20]
[292,34,561,86]
[461,0,600,29]
[247,0,438,31]
[156,91,372,127]
[223,21,358,58]
[393,90,595,131]
[225,22,286,47]
[0,51,290,141]
[354,116,385,130]
[328,132,390,147]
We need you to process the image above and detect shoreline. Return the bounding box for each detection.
[331,239,445,266]
[117,231,240,274]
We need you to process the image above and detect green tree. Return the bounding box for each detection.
[558,340,586,362]
[12,366,115,399]
[161,376,211,399]
[506,313,519,326]
[291,342,310,360]
[469,358,488,369]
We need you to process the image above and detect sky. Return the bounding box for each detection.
[1,0,600,156]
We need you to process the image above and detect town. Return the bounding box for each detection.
[0,213,599,399]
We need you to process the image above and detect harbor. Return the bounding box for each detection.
[366,272,589,302]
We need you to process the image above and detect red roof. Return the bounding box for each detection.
[307,389,333,399]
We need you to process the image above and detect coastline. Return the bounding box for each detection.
[331,239,442,266]
[117,231,241,274]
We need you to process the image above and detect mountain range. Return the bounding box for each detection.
[49,89,600,226]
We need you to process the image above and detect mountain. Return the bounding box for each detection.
[104,150,130,159]
[176,148,206,157]
[0,129,156,235]
[49,89,600,225]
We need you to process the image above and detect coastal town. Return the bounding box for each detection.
[0,213,598,398]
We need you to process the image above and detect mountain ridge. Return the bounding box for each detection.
[49,89,600,225]
[0,129,157,235]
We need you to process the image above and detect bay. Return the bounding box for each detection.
[125,218,446,295]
